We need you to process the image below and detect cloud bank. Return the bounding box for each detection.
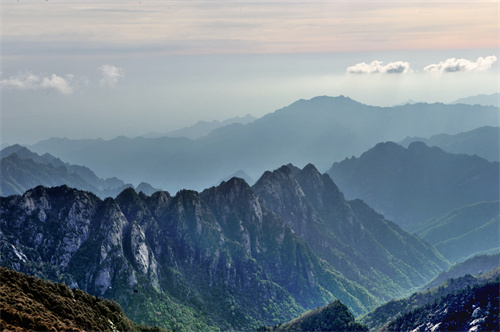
[346,61,412,74]
[1,72,73,94]
[424,56,497,73]
[99,65,125,87]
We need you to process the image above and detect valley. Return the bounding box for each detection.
[1,95,499,331]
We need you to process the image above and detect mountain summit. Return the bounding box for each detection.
[1,164,448,330]
[29,96,499,193]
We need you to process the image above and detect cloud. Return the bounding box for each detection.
[1,72,73,94]
[346,61,412,74]
[40,74,73,94]
[424,56,497,73]
[99,64,125,87]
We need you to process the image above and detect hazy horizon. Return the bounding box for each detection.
[1,1,499,145]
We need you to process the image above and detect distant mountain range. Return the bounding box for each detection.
[422,253,500,290]
[0,163,449,330]
[400,126,499,162]
[142,113,256,140]
[28,96,499,193]
[413,201,499,263]
[452,93,499,107]
[0,144,159,198]
[327,141,499,229]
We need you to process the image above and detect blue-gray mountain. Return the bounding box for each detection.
[28,96,499,193]
[413,201,499,264]
[327,141,499,229]
[1,164,447,330]
[0,144,159,198]
[422,253,500,290]
[452,92,499,107]
[399,126,499,162]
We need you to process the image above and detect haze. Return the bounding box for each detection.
[1,0,499,145]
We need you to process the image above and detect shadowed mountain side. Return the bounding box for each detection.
[252,164,448,302]
[1,181,379,330]
[258,300,368,332]
[327,141,499,228]
[360,268,500,331]
[413,201,500,263]
[29,96,500,193]
[400,126,500,162]
[0,145,159,198]
[422,253,500,290]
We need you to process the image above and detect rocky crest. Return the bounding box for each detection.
[1,165,449,330]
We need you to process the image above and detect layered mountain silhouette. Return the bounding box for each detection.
[413,201,500,263]
[452,92,499,107]
[1,164,448,330]
[0,145,159,198]
[422,253,500,290]
[327,141,499,229]
[400,126,500,162]
[143,113,256,140]
[28,96,499,193]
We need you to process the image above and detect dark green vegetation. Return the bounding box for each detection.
[252,164,448,302]
[400,126,500,162]
[0,164,448,330]
[0,266,163,332]
[414,201,500,263]
[381,278,499,332]
[258,300,368,332]
[328,141,499,229]
[360,268,500,331]
[28,96,499,192]
[0,144,158,198]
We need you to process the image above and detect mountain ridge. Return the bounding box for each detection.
[1,163,449,330]
[28,96,499,193]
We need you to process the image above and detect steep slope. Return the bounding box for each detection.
[0,266,162,332]
[258,300,368,332]
[29,96,499,193]
[327,141,499,228]
[423,253,500,290]
[360,268,500,331]
[380,280,499,332]
[1,153,100,196]
[413,201,500,263]
[0,145,159,198]
[399,126,500,162]
[252,164,448,302]
[1,182,379,330]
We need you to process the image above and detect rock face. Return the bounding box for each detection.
[253,164,449,301]
[1,166,448,330]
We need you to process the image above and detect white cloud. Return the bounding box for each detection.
[1,72,73,94]
[346,61,412,74]
[40,74,73,94]
[424,56,497,73]
[99,64,125,87]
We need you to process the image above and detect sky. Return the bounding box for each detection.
[1,0,499,145]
